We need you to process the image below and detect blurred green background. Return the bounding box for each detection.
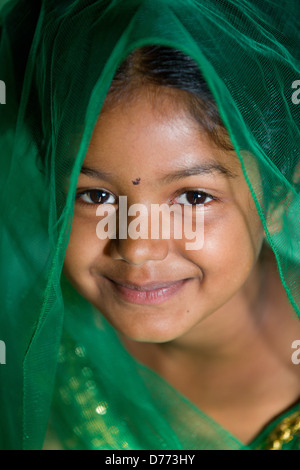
[0,0,12,9]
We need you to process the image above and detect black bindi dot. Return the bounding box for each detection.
[132,178,141,185]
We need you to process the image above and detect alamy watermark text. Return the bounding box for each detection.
[96,197,205,250]
[292,80,300,104]
[0,340,6,365]
[0,80,6,104]
[292,340,300,365]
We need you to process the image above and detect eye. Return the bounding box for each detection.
[173,190,215,206]
[76,189,116,205]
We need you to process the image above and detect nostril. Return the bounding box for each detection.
[109,238,169,266]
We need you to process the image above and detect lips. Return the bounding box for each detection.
[105,277,191,305]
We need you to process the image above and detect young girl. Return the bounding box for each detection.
[0,0,299,450]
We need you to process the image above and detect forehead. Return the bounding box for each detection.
[84,88,241,180]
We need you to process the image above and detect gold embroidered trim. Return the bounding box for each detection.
[265,411,300,450]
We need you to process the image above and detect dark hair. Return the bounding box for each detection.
[105,45,234,151]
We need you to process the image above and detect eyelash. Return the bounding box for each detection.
[171,190,217,206]
[75,189,218,207]
[76,189,116,206]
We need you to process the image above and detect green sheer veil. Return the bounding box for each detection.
[0,0,299,450]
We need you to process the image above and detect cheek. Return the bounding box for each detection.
[182,205,263,286]
[63,215,101,277]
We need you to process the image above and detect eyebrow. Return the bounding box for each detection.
[80,162,237,183]
[158,163,238,184]
[80,166,114,181]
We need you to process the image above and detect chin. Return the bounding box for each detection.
[99,307,194,344]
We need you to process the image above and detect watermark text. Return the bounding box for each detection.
[292,80,300,104]
[96,197,205,251]
[0,340,6,365]
[291,340,300,365]
[0,80,6,104]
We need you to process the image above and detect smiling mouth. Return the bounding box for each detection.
[105,277,192,305]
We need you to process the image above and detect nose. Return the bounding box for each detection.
[110,237,169,266]
[107,198,171,265]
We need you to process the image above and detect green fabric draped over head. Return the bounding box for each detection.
[0,0,299,450]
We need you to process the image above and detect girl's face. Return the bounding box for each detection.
[64,89,264,343]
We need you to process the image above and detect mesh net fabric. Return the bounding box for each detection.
[0,0,299,450]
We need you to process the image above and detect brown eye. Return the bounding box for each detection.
[175,191,214,206]
[88,190,110,203]
[77,190,116,205]
[186,191,208,205]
